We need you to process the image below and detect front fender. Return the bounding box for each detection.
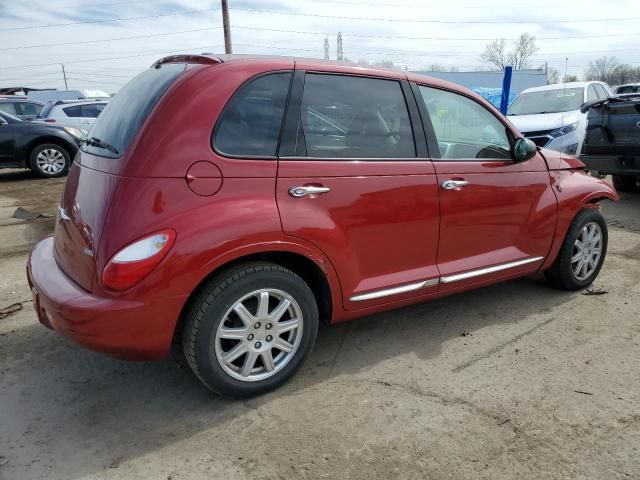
[541,170,618,270]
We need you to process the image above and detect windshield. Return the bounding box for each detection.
[82,62,185,158]
[507,87,585,115]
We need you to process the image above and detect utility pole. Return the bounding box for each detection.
[336,32,343,61]
[221,0,232,54]
[61,64,68,89]
[324,38,330,60]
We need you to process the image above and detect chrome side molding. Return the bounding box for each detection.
[349,256,544,302]
[440,256,544,284]
[350,278,439,302]
[58,205,70,221]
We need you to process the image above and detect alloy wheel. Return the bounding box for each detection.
[214,288,304,382]
[571,221,603,281]
[36,148,66,175]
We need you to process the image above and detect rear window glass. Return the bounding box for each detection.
[213,72,292,157]
[63,103,106,118]
[83,63,185,158]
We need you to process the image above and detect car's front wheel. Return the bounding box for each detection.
[544,208,608,290]
[29,143,70,178]
[182,262,319,397]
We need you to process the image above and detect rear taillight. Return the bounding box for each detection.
[102,230,176,291]
[44,119,56,123]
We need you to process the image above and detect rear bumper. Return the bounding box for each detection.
[580,154,640,175]
[27,236,187,360]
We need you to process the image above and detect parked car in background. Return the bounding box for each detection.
[613,83,640,97]
[35,100,108,130]
[26,89,110,104]
[580,95,640,192]
[507,81,612,155]
[27,55,617,398]
[0,110,83,177]
[0,97,44,120]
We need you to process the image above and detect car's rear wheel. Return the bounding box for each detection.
[182,262,319,397]
[29,143,70,178]
[544,209,608,290]
[612,174,639,192]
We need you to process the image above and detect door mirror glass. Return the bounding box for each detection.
[513,137,537,161]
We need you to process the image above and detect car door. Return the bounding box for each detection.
[414,84,557,292]
[0,114,17,163]
[276,71,440,310]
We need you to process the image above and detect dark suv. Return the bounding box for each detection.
[0,111,83,177]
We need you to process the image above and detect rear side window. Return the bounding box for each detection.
[214,72,292,157]
[0,103,17,115]
[299,74,415,158]
[83,63,185,158]
[16,102,41,116]
[63,103,106,118]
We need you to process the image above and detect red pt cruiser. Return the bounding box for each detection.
[27,55,618,397]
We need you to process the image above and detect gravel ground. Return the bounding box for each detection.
[0,168,638,480]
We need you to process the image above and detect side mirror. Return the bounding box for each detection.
[513,137,537,161]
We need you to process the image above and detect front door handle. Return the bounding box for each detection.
[441,179,469,191]
[289,185,331,198]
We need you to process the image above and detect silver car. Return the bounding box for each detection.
[35,100,108,131]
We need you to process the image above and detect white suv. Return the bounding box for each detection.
[507,81,612,156]
[35,100,108,131]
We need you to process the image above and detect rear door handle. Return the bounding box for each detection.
[289,185,331,198]
[441,179,469,191]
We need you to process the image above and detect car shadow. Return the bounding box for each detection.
[1,273,578,479]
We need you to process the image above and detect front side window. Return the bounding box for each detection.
[214,72,292,157]
[594,84,608,99]
[299,74,415,158]
[587,85,598,102]
[419,86,511,160]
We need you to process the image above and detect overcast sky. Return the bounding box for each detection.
[1,0,639,92]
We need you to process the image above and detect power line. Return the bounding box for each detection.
[0,8,220,31]
[0,27,221,51]
[0,45,222,70]
[229,7,640,24]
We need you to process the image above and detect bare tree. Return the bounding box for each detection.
[510,33,539,69]
[480,38,510,70]
[480,33,538,70]
[547,67,560,84]
[424,63,459,72]
[584,56,620,82]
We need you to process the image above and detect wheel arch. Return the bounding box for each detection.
[25,135,77,164]
[173,245,341,344]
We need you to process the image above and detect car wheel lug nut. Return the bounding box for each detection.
[247,334,254,340]
[254,322,261,329]
[266,335,272,341]
[265,323,272,330]
[255,341,261,348]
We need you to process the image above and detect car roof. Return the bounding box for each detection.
[51,99,108,106]
[153,53,478,96]
[519,81,607,94]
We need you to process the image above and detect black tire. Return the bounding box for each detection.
[612,175,638,192]
[182,262,319,397]
[544,209,608,290]
[29,143,70,178]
